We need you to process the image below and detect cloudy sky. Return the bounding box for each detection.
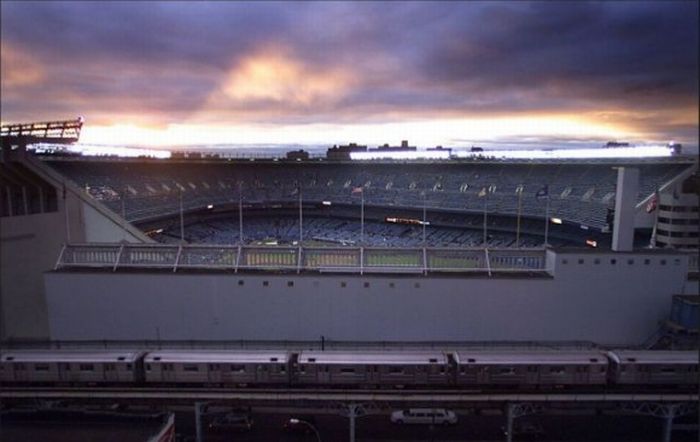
[1,1,698,148]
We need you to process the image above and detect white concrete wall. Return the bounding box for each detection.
[0,196,83,339]
[0,159,146,340]
[45,250,690,345]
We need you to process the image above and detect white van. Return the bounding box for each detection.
[390,408,458,425]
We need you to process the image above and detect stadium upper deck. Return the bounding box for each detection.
[44,156,694,231]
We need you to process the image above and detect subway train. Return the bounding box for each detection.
[1,348,697,390]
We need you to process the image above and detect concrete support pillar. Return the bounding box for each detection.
[194,402,206,442]
[612,167,639,252]
[341,403,365,442]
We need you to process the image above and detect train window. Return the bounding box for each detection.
[231,365,245,373]
[270,358,278,362]
[126,364,132,371]
[153,357,161,361]
[6,357,14,361]
[389,367,404,374]
[389,282,395,288]
[594,259,600,265]
[308,358,316,363]
[340,368,355,374]
[263,281,269,287]
[644,259,650,265]
[589,358,598,363]
[79,364,95,371]
[117,357,126,361]
[661,368,676,373]
[238,280,244,286]
[626,358,636,362]
[660,259,666,265]
[364,282,370,288]
[578,258,584,264]
[146,364,151,371]
[674,258,681,265]
[549,367,565,374]
[627,259,634,265]
[610,259,617,265]
[467,358,476,363]
[287,281,294,287]
[460,367,466,374]
[280,366,286,373]
[562,259,568,264]
[414,282,421,288]
[183,365,199,372]
[429,358,438,363]
[340,281,347,288]
[35,364,50,371]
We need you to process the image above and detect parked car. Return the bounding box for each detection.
[390,408,457,425]
[208,413,253,432]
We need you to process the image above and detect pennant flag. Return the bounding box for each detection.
[478,187,487,197]
[536,185,549,199]
[351,186,363,194]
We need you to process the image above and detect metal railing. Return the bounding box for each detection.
[55,243,549,275]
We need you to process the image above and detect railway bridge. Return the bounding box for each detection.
[2,387,697,442]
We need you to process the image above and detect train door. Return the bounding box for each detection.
[317,364,331,384]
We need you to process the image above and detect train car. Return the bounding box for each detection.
[607,350,699,386]
[295,351,449,387]
[143,350,291,385]
[0,350,144,384]
[453,351,608,387]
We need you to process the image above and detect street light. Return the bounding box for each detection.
[289,418,322,442]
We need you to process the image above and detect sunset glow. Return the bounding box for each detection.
[1,1,697,150]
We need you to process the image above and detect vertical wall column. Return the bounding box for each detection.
[612,167,639,252]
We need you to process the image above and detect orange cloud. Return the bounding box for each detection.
[0,43,45,88]
[224,48,352,105]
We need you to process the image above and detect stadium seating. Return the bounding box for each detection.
[46,159,690,230]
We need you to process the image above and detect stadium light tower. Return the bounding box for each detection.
[1,117,84,148]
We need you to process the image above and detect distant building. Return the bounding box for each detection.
[428,145,452,153]
[605,141,630,148]
[371,140,417,152]
[326,143,367,160]
[286,149,309,161]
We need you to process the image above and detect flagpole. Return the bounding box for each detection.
[298,186,303,245]
[483,191,488,246]
[360,189,365,245]
[179,189,185,243]
[238,182,243,245]
[649,188,660,248]
[516,186,523,248]
[422,192,427,246]
[544,194,550,248]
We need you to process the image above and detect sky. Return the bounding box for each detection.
[1,1,698,149]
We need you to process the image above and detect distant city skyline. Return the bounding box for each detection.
[2,1,698,149]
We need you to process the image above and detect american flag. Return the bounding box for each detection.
[645,192,658,213]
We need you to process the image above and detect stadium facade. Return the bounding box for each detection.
[1,137,698,346]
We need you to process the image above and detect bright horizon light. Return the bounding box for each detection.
[454,145,674,159]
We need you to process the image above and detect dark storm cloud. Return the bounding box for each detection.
[418,2,699,112]
[1,1,697,142]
